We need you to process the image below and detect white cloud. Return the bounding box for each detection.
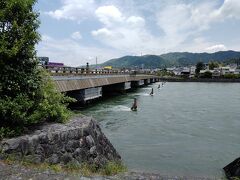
[43,0,240,64]
[156,2,218,47]
[46,0,95,21]
[206,44,227,52]
[126,16,145,28]
[92,0,240,54]
[91,28,123,39]
[92,5,162,54]
[71,31,82,40]
[37,35,121,66]
[92,28,111,37]
[213,0,240,19]
[95,5,124,27]
[92,2,234,55]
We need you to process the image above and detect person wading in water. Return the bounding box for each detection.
[131,98,137,111]
[150,88,154,96]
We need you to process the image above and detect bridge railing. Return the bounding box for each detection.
[43,66,155,76]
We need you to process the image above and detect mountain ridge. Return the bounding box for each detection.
[101,50,240,68]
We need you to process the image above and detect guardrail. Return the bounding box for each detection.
[43,66,155,76]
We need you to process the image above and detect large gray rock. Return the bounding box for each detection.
[224,157,240,179]
[0,117,121,167]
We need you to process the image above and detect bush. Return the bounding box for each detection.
[0,127,17,140]
[35,70,75,123]
[201,71,212,78]
[224,74,240,79]
[0,70,75,139]
[101,161,127,176]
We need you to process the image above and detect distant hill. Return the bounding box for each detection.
[101,51,240,68]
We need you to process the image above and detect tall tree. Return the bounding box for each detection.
[0,0,71,135]
[195,62,204,75]
[0,0,40,98]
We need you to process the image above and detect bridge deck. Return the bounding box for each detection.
[53,74,157,92]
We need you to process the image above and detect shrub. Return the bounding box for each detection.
[201,71,212,78]
[101,161,127,176]
[224,74,239,79]
[0,70,75,139]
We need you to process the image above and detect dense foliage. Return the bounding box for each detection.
[208,61,220,70]
[0,0,72,138]
[201,71,212,78]
[224,74,240,79]
[195,62,204,75]
[157,69,174,77]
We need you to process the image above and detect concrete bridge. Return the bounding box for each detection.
[53,74,159,104]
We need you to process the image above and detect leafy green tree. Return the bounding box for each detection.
[201,71,212,78]
[208,61,219,70]
[0,0,73,137]
[0,0,40,97]
[195,62,204,75]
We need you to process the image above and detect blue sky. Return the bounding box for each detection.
[36,0,240,66]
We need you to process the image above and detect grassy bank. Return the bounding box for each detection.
[3,155,127,176]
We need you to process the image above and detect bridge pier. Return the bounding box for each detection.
[131,80,145,88]
[144,79,150,85]
[124,82,131,90]
[67,87,102,104]
[102,82,132,96]
[150,78,155,83]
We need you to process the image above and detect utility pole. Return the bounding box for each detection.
[86,62,89,74]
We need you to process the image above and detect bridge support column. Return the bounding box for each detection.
[67,87,102,104]
[150,78,157,83]
[144,79,150,85]
[132,80,144,88]
[124,82,131,90]
[102,82,131,96]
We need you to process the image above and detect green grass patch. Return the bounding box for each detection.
[2,155,127,176]
[232,177,240,180]
[100,161,127,176]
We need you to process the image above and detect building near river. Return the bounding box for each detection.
[200,65,240,77]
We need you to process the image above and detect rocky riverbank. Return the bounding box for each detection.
[0,116,121,168]
[0,116,230,180]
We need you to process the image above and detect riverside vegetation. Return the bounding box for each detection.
[0,0,126,176]
[3,153,126,176]
[0,0,73,139]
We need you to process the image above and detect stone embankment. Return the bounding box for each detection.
[0,116,121,167]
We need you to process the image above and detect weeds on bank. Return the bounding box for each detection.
[3,156,127,176]
[232,177,240,180]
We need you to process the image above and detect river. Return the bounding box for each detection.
[80,82,240,178]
